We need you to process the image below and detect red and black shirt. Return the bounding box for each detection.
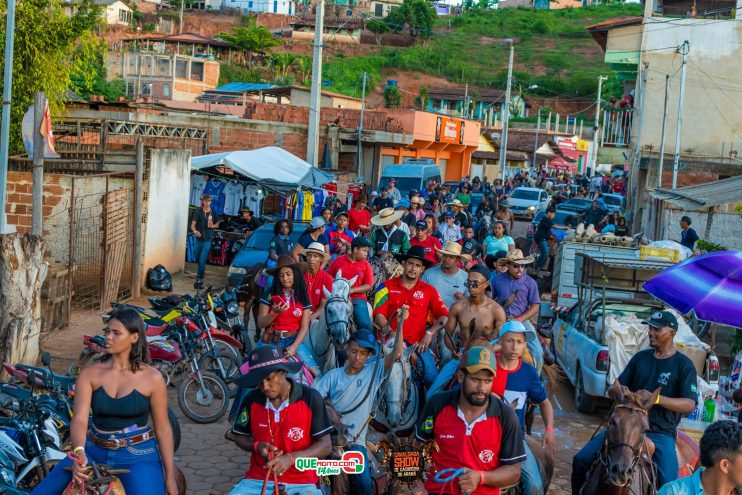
[232,380,333,485]
[259,290,311,332]
[415,390,526,495]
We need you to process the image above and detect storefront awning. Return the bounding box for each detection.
[190,146,335,194]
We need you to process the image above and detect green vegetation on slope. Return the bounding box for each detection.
[318,4,642,99]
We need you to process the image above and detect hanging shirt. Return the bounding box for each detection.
[222,182,245,216]
[302,192,314,222]
[243,185,265,216]
[189,175,208,207]
[202,179,227,215]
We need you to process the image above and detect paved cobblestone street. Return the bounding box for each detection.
[42,264,606,494]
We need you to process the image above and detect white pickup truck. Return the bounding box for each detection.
[550,253,718,413]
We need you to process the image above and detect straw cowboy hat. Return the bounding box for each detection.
[265,254,307,276]
[447,199,465,208]
[371,207,404,226]
[505,249,535,266]
[410,196,425,206]
[301,241,329,261]
[436,240,465,258]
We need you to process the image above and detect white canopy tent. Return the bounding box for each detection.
[190,146,335,194]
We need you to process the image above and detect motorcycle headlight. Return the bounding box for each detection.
[229,266,246,275]
[226,301,239,316]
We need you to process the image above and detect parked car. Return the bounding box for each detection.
[527,209,582,244]
[563,197,595,213]
[227,222,308,287]
[503,187,550,218]
[601,193,625,214]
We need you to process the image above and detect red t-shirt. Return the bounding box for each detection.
[410,236,442,265]
[303,270,333,311]
[372,277,448,344]
[347,208,371,233]
[232,379,333,485]
[415,390,526,495]
[327,255,374,301]
[259,292,311,331]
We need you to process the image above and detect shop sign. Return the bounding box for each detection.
[435,116,465,144]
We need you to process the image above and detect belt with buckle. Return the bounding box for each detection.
[276,330,297,339]
[89,429,154,449]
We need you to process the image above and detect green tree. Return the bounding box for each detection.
[415,85,428,110]
[69,33,127,101]
[218,18,280,65]
[0,0,101,152]
[386,0,437,39]
[366,20,390,47]
[384,86,401,108]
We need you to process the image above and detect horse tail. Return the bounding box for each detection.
[541,363,567,399]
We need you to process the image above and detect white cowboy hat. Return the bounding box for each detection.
[505,249,535,265]
[371,207,404,226]
[447,199,465,208]
[410,196,425,206]
[301,241,329,261]
[435,240,464,258]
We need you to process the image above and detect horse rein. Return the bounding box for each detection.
[598,403,654,490]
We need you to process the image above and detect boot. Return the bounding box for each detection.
[194,277,203,290]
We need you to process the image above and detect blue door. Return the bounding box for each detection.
[273,0,278,12]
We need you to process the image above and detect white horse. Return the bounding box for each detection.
[375,343,420,433]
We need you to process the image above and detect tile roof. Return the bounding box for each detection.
[482,129,562,154]
[649,174,742,210]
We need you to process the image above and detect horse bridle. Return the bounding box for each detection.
[598,403,654,489]
[309,279,353,360]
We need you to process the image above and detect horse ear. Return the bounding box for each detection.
[646,387,662,409]
[609,380,624,402]
[348,275,358,287]
[336,270,343,280]
[509,397,519,410]
[323,285,332,298]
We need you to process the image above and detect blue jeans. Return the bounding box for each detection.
[31,427,165,495]
[522,439,544,495]
[193,238,212,279]
[346,444,373,495]
[352,299,372,332]
[536,239,549,270]
[409,343,437,388]
[228,479,322,494]
[571,430,677,493]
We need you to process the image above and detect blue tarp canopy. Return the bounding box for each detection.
[190,146,335,194]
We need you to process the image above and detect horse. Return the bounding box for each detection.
[306,272,357,374]
[581,381,660,495]
[374,344,420,435]
[234,262,264,342]
[477,211,493,243]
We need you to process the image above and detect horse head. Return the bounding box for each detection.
[384,344,415,429]
[322,271,356,345]
[324,399,349,451]
[604,380,660,487]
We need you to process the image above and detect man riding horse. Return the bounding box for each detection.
[571,311,697,493]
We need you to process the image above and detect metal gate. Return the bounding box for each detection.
[68,174,134,310]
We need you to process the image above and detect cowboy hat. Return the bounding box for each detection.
[410,196,425,206]
[301,241,329,261]
[436,240,464,258]
[265,254,307,276]
[447,199,465,208]
[371,207,404,226]
[235,345,302,388]
[505,249,535,265]
[394,245,434,268]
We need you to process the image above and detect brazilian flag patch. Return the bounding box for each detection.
[373,284,389,310]
[422,416,434,433]
[237,409,249,427]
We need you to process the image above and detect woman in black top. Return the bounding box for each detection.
[615,216,630,237]
[31,308,177,494]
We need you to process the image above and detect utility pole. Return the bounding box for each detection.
[628,64,649,226]
[499,40,514,183]
[179,0,184,34]
[133,139,144,298]
[306,0,325,167]
[533,108,541,171]
[0,0,17,234]
[31,92,46,236]
[657,74,670,188]
[590,75,608,177]
[356,71,366,178]
[463,83,468,118]
[672,40,690,189]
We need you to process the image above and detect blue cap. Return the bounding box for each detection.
[441,211,454,219]
[348,330,378,354]
[499,320,536,344]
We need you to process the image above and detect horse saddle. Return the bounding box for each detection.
[640,431,700,478]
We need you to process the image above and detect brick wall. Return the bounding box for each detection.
[5,172,67,234]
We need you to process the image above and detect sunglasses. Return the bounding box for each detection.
[511,265,525,271]
[464,280,486,288]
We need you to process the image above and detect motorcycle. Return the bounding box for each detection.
[211,287,252,357]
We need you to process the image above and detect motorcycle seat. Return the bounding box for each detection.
[145,320,170,336]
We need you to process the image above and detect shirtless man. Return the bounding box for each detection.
[426,264,506,401]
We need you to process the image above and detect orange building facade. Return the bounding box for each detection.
[379,111,481,182]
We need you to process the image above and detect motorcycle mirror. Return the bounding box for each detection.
[41,352,51,367]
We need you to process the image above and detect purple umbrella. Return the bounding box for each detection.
[642,250,742,328]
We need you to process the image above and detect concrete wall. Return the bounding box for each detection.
[660,205,742,251]
[639,17,742,159]
[141,149,192,282]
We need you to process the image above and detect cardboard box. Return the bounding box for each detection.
[677,343,707,376]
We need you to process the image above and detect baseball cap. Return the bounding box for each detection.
[642,310,679,331]
[460,346,497,375]
[351,237,373,248]
[415,220,428,230]
[498,320,536,344]
[348,329,378,355]
[310,217,326,229]
[441,211,454,219]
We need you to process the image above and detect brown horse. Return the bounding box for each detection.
[235,262,265,342]
[581,381,660,495]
